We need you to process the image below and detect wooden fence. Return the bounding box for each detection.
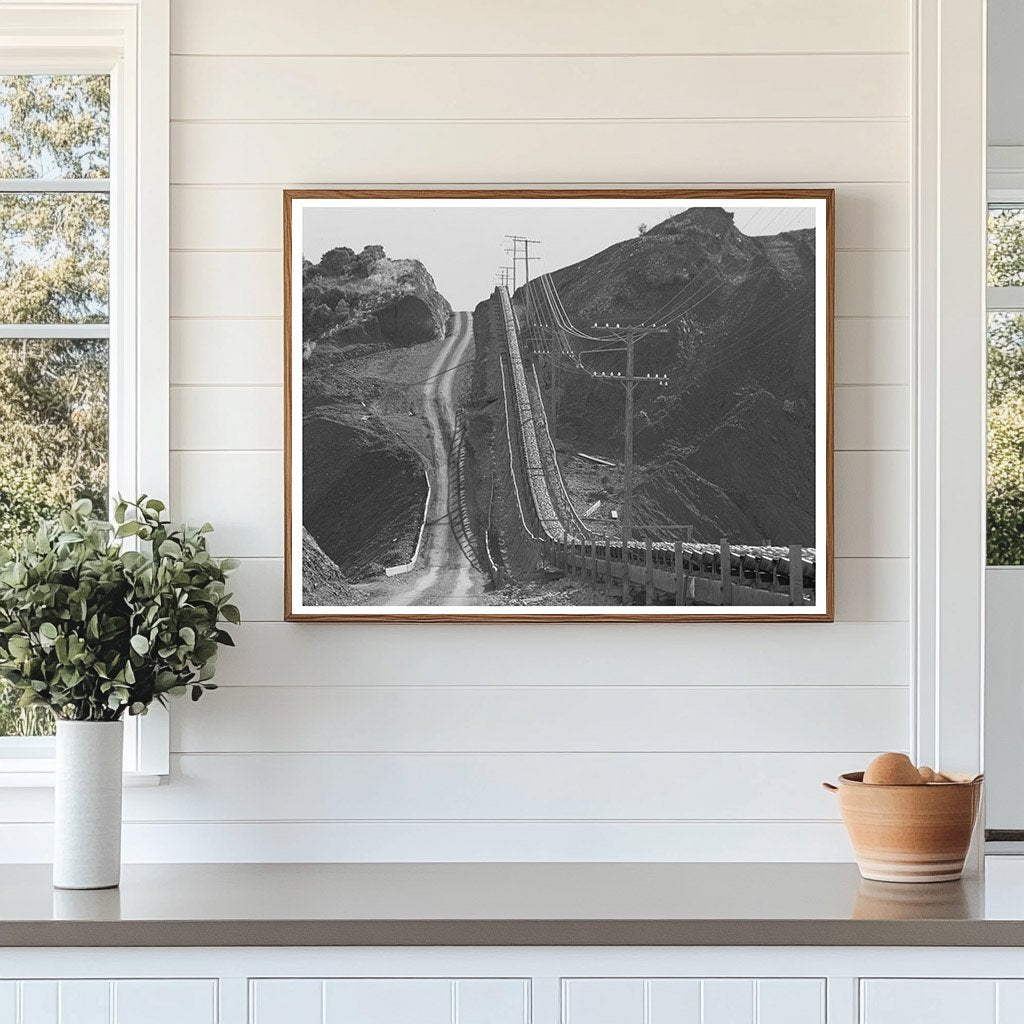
[549,536,806,607]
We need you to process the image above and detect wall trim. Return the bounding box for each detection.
[913,0,987,775]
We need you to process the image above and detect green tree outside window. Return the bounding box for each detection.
[0,75,110,736]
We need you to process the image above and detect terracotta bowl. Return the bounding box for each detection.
[823,772,983,883]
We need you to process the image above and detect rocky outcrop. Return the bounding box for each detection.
[303,245,452,359]
[519,207,817,547]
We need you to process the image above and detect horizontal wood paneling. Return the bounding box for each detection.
[171,386,281,450]
[170,451,282,556]
[171,183,909,251]
[0,752,867,822]
[171,252,279,317]
[170,0,910,56]
[834,452,910,558]
[0,819,856,862]
[170,319,282,386]
[833,558,909,621]
[834,318,909,385]
[119,752,859,821]
[170,121,909,186]
[10,0,911,865]
[226,556,909,624]
[170,448,907,559]
[171,684,909,754]
[170,250,909,319]
[835,251,909,318]
[209,621,910,688]
[834,386,909,450]
[171,54,909,121]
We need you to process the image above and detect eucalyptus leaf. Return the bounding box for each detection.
[0,496,238,722]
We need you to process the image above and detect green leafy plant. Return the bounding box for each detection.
[0,496,239,722]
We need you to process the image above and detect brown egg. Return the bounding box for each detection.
[863,752,925,786]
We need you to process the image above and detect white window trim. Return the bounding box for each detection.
[0,0,169,783]
[914,0,987,813]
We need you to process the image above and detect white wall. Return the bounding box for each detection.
[988,0,1024,148]
[3,0,915,862]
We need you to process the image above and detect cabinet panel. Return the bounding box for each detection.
[251,979,322,1024]
[648,980,702,1022]
[0,981,216,1024]
[0,983,15,1024]
[18,983,56,1024]
[251,979,528,1024]
[58,982,110,1024]
[998,980,1024,1022]
[113,981,217,1024]
[323,980,451,1024]
[757,980,825,1024]
[456,980,529,1024]
[563,980,645,1024]
[563,978,824,1024]
[702,979,754,1024]
[861,981,997,1023]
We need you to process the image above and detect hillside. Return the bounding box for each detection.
[518,207,818,548]
[301,245,452,596]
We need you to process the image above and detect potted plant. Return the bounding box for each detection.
[0,497,239,889]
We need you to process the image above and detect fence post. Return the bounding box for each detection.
[674,541,688,606]
[645,539,654,605]
[789,544,804,606]
[720,538,732,606]
[605,536,614,597]
[621,528,631,605]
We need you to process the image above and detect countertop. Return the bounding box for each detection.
[5,861,1024,947]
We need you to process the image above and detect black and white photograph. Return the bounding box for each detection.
[285,190,833,621]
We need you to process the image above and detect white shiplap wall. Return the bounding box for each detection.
[1,0,915,862]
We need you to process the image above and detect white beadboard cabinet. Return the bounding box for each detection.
[561,978,825,1024]
[0,979,218,1024]
[860,980,1024,1023]
[4,950,1024,1024]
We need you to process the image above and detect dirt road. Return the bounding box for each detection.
[386,312,486,606]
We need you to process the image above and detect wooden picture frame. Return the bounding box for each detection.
[284,188,834,622]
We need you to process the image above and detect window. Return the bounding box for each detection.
[0,74,111,738]
[987,205,1024,565]
[0,2,169,778]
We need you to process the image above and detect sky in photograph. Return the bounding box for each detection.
[302,203,816,311]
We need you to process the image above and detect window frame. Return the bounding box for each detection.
[0,0,169,783]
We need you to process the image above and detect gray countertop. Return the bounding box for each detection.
[1,861,1022,947]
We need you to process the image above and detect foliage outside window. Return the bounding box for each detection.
[0,75,110,736]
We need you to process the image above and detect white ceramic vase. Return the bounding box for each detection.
[53,720,124,890]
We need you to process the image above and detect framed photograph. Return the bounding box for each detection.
[284,189,833,622]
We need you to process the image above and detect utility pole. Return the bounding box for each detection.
[504,235,540,328]
[495,265,513,289]
[583,324,670,599]
[502,247,517,294]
